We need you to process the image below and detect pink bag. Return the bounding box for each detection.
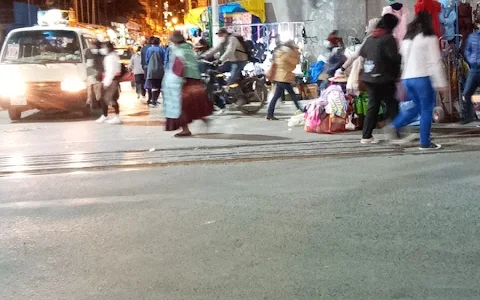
[304,101,322,133]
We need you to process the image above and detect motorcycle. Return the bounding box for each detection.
[200,60,268,115]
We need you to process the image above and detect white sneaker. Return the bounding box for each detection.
[360,137,380,144]
[107,115,122,125]
[419,143,442,151]
[214,108,226,115]
[96,115,108,124]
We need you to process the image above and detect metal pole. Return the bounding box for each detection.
[80,0,84,23]
[92,0,96,24]
[211,0,219,46]
[104,0,107,26]
[74,0,79,23]
[27,0,31,25]
[87,0,91,23]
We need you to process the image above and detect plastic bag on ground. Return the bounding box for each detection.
[288,114,305,127]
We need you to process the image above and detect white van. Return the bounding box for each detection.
[0,26,97,121]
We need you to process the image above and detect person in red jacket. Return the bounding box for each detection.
[414,0,442,38]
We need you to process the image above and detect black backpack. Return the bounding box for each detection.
[235,35,257,62]
[120,63,128,77]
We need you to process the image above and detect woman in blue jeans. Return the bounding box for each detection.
[391,12,448,150]
[267,41,303,120]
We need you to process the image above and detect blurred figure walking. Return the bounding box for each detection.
[391,12,447,150]
[266,41,303,120]
[141,37,154,104]
[461,18,480,125]
[85,40,104,109]
[98,42,122,125]
[130,46,146,102]
[359,13,402,144]
[162,31,213,137]
[145,38,165,107]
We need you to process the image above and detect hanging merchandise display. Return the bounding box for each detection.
[382,1,409,46]
[414,0,442,37]
[439,0,457,40]
[474,1,480,21]
[458,0,473,40]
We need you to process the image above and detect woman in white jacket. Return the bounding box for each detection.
[391,11,448,150]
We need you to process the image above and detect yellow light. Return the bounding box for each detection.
[61,77,86,93]
[172,17,178,24]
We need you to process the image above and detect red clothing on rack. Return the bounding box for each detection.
[414,0,442,38]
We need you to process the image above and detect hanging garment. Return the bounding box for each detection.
[475,3,480,21]
[458,2,473,40]
[415,0,442,38]
[458,2,473,41]
[439,0,457,41]
[382,2,409,46]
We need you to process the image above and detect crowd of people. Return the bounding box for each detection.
[85,31,214,136]
[310,9,472,150]
[84,5,480,146]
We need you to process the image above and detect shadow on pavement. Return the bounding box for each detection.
[430,127,480,135]
[13,110,99,123]
[194,133,291,141]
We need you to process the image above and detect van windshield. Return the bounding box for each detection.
[1,30,82,64]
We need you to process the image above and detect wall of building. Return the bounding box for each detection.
[265,0,418,60]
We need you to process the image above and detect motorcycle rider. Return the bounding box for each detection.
[200,28,249,86]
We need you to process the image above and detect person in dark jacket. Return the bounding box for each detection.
[141,37,154,103]
[85,40,104,107]
[462,18,480,124]
[359,13,402,144]
[141,37,154,69]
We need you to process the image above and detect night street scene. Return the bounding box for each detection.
[1,0,480,299]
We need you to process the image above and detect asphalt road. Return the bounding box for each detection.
[1,152,480,299]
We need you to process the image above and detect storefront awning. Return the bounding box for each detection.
[184,0,265,27]
[237,0,265,23]
[184,7,207,27]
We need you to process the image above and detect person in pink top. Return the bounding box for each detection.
[382,0,409,47]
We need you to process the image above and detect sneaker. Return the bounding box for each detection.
[360,137,380,144]
[460,118,474,125]
[419,143,442,151]
[214,108,226,115]
[266,116,280,121]
[95,115,108,124]
[390,133,418,145]
[107,115,122,125]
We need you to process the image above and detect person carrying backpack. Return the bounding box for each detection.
[200,28,249,85]
[145,37,165,107]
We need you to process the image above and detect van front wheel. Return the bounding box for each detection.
[8,108,21,121]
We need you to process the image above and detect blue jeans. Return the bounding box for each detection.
[392,77,435,147]
[219,61,248,85]
[267,82,302,117]
[462,67,480,120]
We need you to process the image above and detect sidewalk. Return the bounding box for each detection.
[1,90,480,171]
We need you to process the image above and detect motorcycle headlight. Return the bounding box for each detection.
[61,77,86,93]
[0,78,26,97]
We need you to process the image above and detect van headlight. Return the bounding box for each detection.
[61,77,86,93]
[0,79,26,97]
